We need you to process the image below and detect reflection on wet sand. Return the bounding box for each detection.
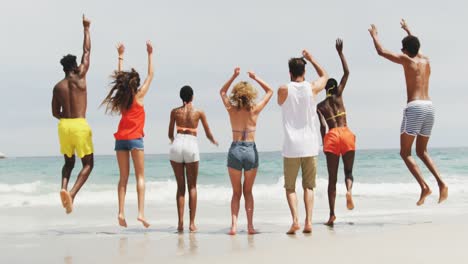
[177,232,199,255]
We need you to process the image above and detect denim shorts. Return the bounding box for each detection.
[227,141,259,171]
[115,138,144,151]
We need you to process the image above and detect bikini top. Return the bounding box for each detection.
[325,85,347,120]
[326,111,346,121]
[232,129,256,141]
[177,126,197,133]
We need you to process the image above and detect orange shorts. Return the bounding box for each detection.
[323,127,356,156]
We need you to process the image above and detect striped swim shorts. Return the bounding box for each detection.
[400,100,435,137]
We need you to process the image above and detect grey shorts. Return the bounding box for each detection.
[227,142,259,171]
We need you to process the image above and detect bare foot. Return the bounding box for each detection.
[137,217,150,228]
[416,188,432,206]
[286,223,300,235]
[248,227,258,235]
[177,222,184,232]
[228,226,237,235]
[118,214,127,228]
[324,215,336,227]
[60,189,73,214]
[438,185,448,204]
[346,192,355,210]
[189,223,198,233]
[303,223,312,233]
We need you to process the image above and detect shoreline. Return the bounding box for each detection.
[3,146,467,158]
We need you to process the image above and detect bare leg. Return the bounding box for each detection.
[171,160,186,231]
[69,153,94,202]
[132,149,149,228]
[243,169,258,235]
[324,152,339,226]
[286,190,300,234]
[400,133,431,206]
[61,155,75,191]
[228,167,242,235]
[342,151,355,210]
[60,155,75,214]
[185,162,199,232]
[116,151,130,227]
[416,136,448,203]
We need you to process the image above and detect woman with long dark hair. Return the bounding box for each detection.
[102,41,154,228]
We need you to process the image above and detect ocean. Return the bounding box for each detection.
[1,148,467,209]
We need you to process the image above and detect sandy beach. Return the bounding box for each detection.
[1,193,466,264]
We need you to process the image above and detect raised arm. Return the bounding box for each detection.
[116,43,125,72]
[135,41,154,101]
[369,24,409,65]
[168,110,176,143]
[78,15,91,77]
[248,71,273,113]
[400,19,412,36]
[219,67,240,110]
[336,38,349,96]
[303,49,328,95]
[200,111,218,146]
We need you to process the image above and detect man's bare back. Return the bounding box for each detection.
[402,54,431,102]
[52,15,90,120]
[53,75,88,118]
[369,20,431,103]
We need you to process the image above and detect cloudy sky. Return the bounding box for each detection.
[0,0,467,157]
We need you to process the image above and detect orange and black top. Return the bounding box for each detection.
[114,100,145,140]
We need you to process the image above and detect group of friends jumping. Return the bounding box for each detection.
[51,15,449,235]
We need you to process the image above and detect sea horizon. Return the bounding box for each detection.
[2,145,467,158]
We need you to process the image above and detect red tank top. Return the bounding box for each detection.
[114,100,145,140]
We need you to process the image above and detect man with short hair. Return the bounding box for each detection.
[52,15,94,214]
[369,19,448,206]
[278,50,328,234]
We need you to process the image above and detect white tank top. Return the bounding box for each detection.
[281,81,319,158]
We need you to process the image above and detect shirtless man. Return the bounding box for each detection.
[369,19,448,205]
[51,15,93,214]
[168,86,218,232]
[317,39,355,226]
[278,50,328,234]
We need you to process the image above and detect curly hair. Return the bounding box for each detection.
[229,81,258,110]
[101,69,141,114]
[60,54,78,74]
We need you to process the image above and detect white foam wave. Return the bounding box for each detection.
[0,175,466,207]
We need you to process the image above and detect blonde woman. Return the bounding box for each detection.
[219,67,273,235]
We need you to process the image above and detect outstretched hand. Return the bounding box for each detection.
[146,41,153,55]
[400,19,409,31]
[82,14,91,28]
[116,43,125,56]
[247,71,256,80]
[336,38,343,53]
[233,67,240,78]
[400,18,411,35]
[302,49,313,61]
[368,24,378,37]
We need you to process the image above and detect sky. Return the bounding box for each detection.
[0,0,467,157]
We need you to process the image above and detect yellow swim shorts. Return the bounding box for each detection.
[58,118,94,158]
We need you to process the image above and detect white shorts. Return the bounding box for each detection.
[169,134,200,163]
